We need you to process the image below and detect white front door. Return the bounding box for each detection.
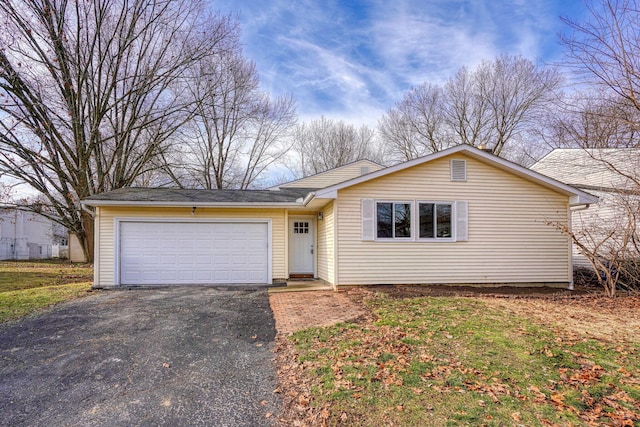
[288,217,315,276]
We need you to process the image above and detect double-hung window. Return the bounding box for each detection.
[376,202,412,239]
[418,202,453,239]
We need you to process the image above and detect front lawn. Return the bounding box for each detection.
[0,259,93,292]
[0,260,94,322]
[278,292,640,426]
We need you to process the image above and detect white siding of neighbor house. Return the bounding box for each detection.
[571,189,640,268]
[279,160,383,189]
[334,154,572,287]
[317,201,335,285]
[531,149,640,272]
[94,206,287,288]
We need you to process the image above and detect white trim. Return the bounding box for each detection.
[311,145,598,206]
[374,200,414,241]
[86,200,303,208]
[415,201,456,242]
[567,205,574,290]
[114,217,273,287]
[332,201,339,289]
[93,207,100,287]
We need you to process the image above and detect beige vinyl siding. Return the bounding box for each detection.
[335,154,571,286]
[317,201,335,285]
[94,206,286,288]
[280,160,383,188]
[69,233,87,262]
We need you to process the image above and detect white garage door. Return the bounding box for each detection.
[119,221,269,285]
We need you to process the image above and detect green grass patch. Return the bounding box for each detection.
[0,260,94,322]
[0,282,92,322]
[288,294,640,426]
[0,260,93,292]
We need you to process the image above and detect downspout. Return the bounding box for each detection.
[567,204,591,290]
[80,202,96,218]
[302,192,316,206]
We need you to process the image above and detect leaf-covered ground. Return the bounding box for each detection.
[275,289,640,426]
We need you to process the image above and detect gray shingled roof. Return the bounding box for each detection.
[83,187,316,205]
[531,148,640,190]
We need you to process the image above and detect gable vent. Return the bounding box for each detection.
[450,159,467,181]
[360,166,370,175]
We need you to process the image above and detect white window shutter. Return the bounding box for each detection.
[361,199,375,241]
[455,201,468,241]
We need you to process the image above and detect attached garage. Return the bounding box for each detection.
[118,220,270,286]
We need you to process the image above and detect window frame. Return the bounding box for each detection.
[375,200,414,240]
[416,200,456,242]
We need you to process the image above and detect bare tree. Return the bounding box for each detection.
[552,0,640,294]
[561,0,640,124]
[0,0,236,260]
[292,117,381,177]
[378,55,561,160]
[378,84,449,162]
[540,92,639,150]
[444,66,493,149]
[167,46,296,190]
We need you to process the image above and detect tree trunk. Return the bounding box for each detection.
[80,210,95,263]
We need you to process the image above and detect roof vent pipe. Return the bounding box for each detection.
[477,144,493,154]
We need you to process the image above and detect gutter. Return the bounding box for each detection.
[570,204,590,212]
[81,201,305,208]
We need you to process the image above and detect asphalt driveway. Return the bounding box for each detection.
[0,287,279,427]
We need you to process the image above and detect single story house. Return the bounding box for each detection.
[82,145,597,290]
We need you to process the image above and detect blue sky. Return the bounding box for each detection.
[213,0,588,126]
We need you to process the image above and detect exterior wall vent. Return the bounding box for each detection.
[360,166,370,175]
[450,159,467,181]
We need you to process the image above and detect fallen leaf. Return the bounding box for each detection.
[162,362,170,368]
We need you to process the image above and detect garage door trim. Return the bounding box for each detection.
[114,217,272,286]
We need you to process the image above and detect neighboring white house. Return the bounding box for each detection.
[0,208,68,260]
[531,148,640,268]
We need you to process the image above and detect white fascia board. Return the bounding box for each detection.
[570,194,599,206]
[82,200,305,208]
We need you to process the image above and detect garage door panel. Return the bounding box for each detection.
[119,221,269,285]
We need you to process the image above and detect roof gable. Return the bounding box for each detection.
[310,145,598,206]
[276,160,384,189]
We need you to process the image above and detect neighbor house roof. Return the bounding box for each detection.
[83,187,316,207]
[531,148,640,192]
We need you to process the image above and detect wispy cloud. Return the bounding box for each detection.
[212,0,584,125]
